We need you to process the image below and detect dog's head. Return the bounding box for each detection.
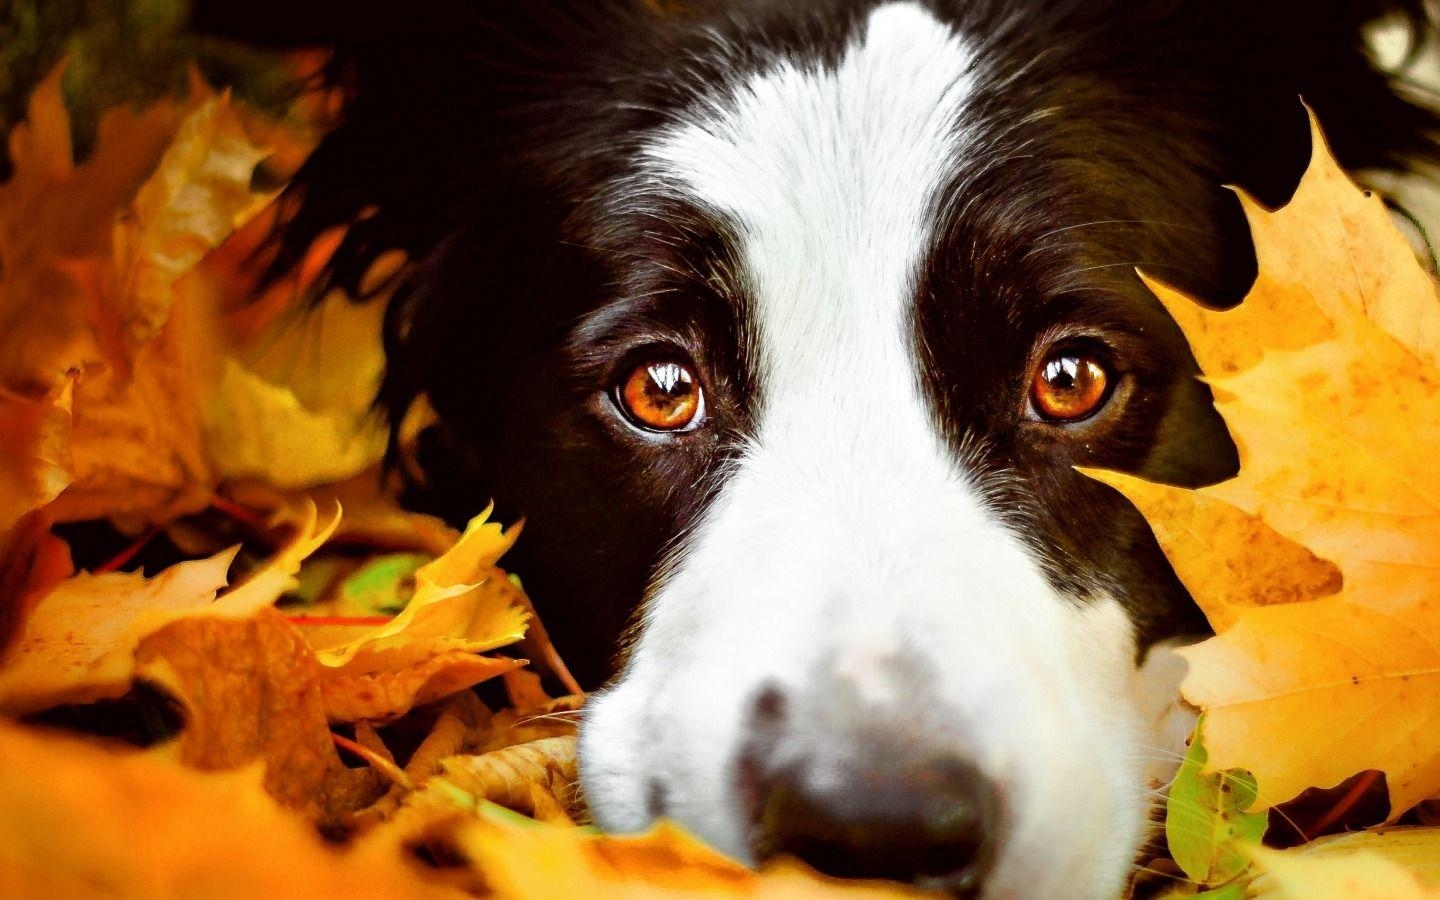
[207,0,1439,894]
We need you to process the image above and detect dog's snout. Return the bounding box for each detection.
[746,753,1002,897]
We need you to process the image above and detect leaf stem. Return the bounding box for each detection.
[330,732,412,789]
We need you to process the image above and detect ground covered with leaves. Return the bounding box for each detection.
[2,13,1440,900]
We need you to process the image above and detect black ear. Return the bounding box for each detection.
[1204,0,1439,207]
[191,1,667,291]
[189,1,681,466]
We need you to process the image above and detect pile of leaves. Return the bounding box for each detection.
[1,31,1439,900]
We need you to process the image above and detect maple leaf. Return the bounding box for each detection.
[1244,845,1440,900]
[1086,115,1440,818]
[0,64,184,396]
[0,506,334,716]
[0,64,258,523]
[135,607,384,823]
[302,510,532,722]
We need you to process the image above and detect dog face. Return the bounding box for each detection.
[575,6,1234,895]
[232,0,1438,895]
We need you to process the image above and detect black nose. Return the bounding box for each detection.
[747,756,1003,897]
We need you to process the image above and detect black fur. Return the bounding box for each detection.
[194,0,1440,685]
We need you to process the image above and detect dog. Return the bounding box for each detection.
[196,1,1439,896]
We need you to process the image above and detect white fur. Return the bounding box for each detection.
[581,5,1173,897]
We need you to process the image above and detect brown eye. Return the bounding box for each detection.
[1031,352,1110,422]
[618,359,704,431]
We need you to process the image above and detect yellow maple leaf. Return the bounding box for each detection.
[1244,844,1440,900]
[303,509,532,721]
[0,506,334,716]
[1243,826,1440,898]
[1087,115,1440,818]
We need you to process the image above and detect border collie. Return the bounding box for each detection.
[199,1,1439,896]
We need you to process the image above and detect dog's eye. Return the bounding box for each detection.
[617,359,704,432]
[1031,352,1110,422]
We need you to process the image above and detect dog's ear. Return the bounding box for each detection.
[1198,0,1439,207]
[191,0,677,294]
[189,2,680,504]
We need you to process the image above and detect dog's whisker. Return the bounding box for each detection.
[1035,219,1211,241]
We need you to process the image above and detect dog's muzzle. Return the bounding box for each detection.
[735,682,1006,897]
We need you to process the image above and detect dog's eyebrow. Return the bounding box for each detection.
[568,195,753,346]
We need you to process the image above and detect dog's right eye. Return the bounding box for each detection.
[1030,351,1111,422]
[615,359,705,432]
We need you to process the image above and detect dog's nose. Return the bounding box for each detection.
[747,756,1002,896]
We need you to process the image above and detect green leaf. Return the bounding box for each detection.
[1167,716,1269,886]
[340,552,429,616]
[1195,885,1247,900]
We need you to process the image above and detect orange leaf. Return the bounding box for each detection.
[0,719,466,900]
[1086,114,1440,818]
[0,506,331,716]
[135,607,381,822]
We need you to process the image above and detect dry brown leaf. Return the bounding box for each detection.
[476,699,582,755]
[1088,116,1440,816]
[436,735,580,822]
[136,607,382,823]
[0,380,73,537]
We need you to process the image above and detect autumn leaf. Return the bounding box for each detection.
[436,735,580,822]
[0,61,388,531]
[1243,844,1440,900]
[0,719,467,900]
[441,805,929,900]
[0,549,235,715]
[1087,115,1440,818]
[0,380,73,537]
[0,511,72,652]
[1244,827,1440,897]
[136,607,383,823]
[303,509,531,722]
[112,78,274,347]
[0,64,184,395]
[0,506,333,716]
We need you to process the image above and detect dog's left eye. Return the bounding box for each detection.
[1030,351,1111,422]
[616,359,705,432]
